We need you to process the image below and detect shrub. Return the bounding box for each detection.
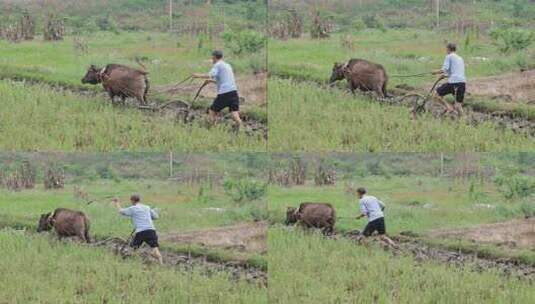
[519,201,535,218]
[222,30,266,55]
[494,167,535,200]
[352,19,366,32]
[490,28,534,53]
[223,177,267,204]
[362,15,386,32]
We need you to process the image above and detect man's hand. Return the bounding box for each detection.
[356,213,366,220]
[111,197,121,210]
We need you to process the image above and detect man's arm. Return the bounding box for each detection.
[432,56,450,76]
[356,213,367,219]
[150,208,159,220]
[112,197,132,216]
[192,65,218,82]
[357,201,368,219]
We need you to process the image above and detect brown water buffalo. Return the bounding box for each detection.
[81,64,149,105]
[37,208,91,243]
[286,202,336,235]
[330,59,388,98]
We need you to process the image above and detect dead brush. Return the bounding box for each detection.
[0,161,36,191]
[44,166,65,189]
[314,160,336,186]
[268,169,291,187]
[43,14,65,41]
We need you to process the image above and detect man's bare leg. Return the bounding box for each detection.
[151,247,163,265]
[454,102,463,116]
[436,96,454,113]
[230,111,242,125]
[230,111,242,132]
[208,109,219,125]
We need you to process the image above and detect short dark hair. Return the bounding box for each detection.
[212,50,223,59]
[130,194,141,203]
[357,187,367,195]
[446,43,457,52]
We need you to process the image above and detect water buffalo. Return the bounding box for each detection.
[81,64,149,105]
[286,202,336,235]
[330,59,388,98]
[37,208,91,243]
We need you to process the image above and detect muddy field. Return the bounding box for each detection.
[94,235,267,286]
[341,219,535,281]
[162,222,267,254]
[427,218,535,250]
[158,73,267,107]
[468,70,535,103]
[5,221,268,286]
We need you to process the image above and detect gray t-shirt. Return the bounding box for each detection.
[209,60,238,95]
[119,203,159,233]
[442,53,466,83]
[359,195,385,222]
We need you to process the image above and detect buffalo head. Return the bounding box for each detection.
[37,212,53,232]
[81,65,102,84]
[329,62,347,84]
[285,207,300,225]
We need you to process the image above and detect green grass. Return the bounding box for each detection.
[0,229,266,304]
[269,30,534,88]
[268,227,535,303]
[268,175,535,302]
[267,29,535,151]
[268,176,524,234]
[0,31,258,91]
[0,177,268,303]
[0,80,264,151]
[0,31,266,151]
[268,78,535,152]
[0,179,266,238]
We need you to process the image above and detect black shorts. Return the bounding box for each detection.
[210,90,240,112]
[436,82,466,103]
[131,229,159,248]
[363,217,386,237]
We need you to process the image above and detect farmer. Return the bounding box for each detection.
[192,50,242,130]
[432,43,467,115]
[355,187,396,246]
[112,194,163,265]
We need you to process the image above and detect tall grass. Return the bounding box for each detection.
[268,227,535,303]
[0,80,264,151]
[0,230,266,304]
[268,78,535,152]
